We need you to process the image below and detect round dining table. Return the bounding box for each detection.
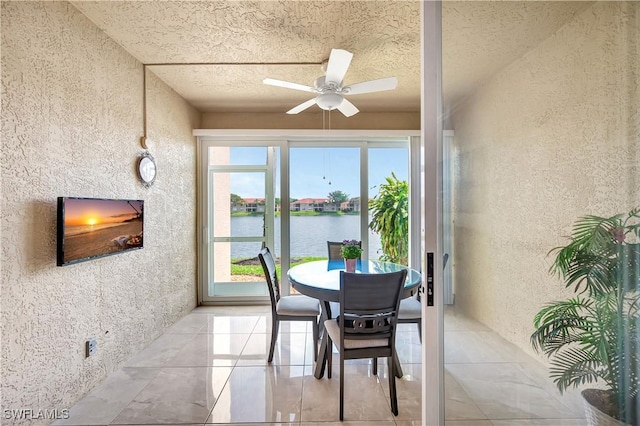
[288,259,422,379]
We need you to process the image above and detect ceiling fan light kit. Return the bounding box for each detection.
[263,48,398,118]
[314,92,343,111]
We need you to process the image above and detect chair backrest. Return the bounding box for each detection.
[258,247,280,309]
[327,240,362,260]
[338,270,407,345]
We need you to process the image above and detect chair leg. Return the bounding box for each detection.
[340,355,345,421]
[268,317,279,363]
[417,320,422,343]
[326,337,333,379]
[393,349,404,378]
[312,319,319,361]
[387,356,398,416]
[372,357,378,375]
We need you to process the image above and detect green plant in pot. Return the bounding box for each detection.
[530,208,639,425]
[340,240,363,259]
[341,240,363,273]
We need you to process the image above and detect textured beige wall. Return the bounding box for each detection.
[450,2,639,358]
[1,2,200,419]
[201,111,420,130]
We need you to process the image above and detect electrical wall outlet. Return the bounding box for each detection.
[85,338,97,357]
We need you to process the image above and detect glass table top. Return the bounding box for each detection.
[288,259,422,293]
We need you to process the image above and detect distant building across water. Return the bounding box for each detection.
[231,197,362,213]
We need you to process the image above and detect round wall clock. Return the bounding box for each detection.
[137,152,157,188]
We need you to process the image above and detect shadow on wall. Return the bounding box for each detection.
[28,199,58,272]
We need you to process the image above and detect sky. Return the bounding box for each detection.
[227,146,408,199]
[64,198,142,225]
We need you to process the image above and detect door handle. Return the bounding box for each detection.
[426,252,434,306]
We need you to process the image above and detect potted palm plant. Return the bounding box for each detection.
[530,208,639,425]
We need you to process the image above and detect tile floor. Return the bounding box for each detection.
[55,305,586,425]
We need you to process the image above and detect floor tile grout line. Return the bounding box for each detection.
[248,314,263,335]
[128,315,246,425]
[446,360,583,423]
[514,361,587,419]
[443,367,488,423]
[201,345,240,425]
[299,329,308,424]
[104,366,162,426]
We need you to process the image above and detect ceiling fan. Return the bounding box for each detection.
[263,49,398,117]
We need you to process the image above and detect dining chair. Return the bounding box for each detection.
[324,269,407,420]
[398,253,449,342]
[327,240,378,373]
[327,241,344,260]
[258,247,321,362]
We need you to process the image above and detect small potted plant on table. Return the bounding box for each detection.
[341,240,363,273]
[530,208,639,425]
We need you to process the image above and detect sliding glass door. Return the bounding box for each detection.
[198,134,415,302]
[283,141,411,294]
[202,145,279,302]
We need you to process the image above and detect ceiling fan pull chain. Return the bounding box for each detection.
[323,147,326,180]
[328,148,332,185]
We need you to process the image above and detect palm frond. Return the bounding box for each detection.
[549,346,602,392]
[531,297,594,354]
[623,208,640,238]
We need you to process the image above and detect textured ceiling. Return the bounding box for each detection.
[71,1,592,114]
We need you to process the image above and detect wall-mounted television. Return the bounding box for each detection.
[57,197,144,266]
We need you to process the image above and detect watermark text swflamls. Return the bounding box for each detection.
[3,409,70,420]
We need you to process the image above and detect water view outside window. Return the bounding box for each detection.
[208,144,410,297]
[289,147,361,262]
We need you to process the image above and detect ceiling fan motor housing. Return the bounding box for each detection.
[315,75,341,90]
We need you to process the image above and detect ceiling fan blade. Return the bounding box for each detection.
[343,77,398,95]
[337,98,359,117]
[325,49,353,85]
[286,98,317,114]
[263,78,315,93]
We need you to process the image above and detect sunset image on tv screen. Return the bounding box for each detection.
[62,198,143,264]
